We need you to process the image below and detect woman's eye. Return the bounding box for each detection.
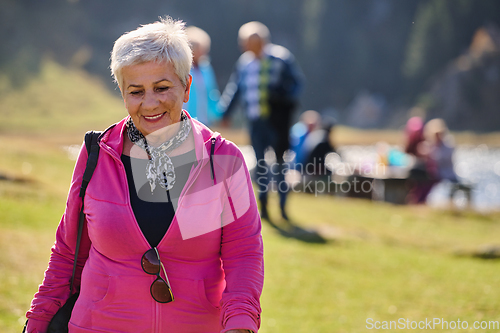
[156,87,169,92]
[129,91,142,95]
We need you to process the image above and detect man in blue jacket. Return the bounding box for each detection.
[219,21,303,220]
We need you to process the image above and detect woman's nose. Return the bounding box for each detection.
[142,91,160,110]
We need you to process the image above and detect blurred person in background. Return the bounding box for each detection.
[424,118,458,184]
[219,21,303,220]
[424,118,467,204]
[183,25,222,126]
[302,116,336,177]
[290,110,321,167]
[404,116,436,204]
[25,17,262,333]
[290,110,336,177]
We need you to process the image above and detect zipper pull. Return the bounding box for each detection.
[210,138,216,183]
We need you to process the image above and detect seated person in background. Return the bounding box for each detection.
[290,110,335,178]
[424,118,457,183]
[302,117,336,177]
[424,118,472,204]
[289,110,321,166]
[404,116,436,204]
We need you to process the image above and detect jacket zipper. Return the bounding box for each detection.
[99,142,168,247]
[100,143,162,332]
[99,135,219,332]
[210,137,216,184]
[100,134,219,236]
[156,301,161,333]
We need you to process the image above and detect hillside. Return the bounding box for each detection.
[0,59,125,142]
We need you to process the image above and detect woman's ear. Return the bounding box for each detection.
[184,75,192,103]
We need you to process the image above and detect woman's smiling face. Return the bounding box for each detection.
[121,60,191,138]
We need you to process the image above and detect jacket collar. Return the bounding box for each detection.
[98,110,223,162]
[186,110,222,163]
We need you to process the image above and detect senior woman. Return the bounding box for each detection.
[25,17,263,333]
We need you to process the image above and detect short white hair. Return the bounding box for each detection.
[110,16,192,88]
[238,21,270,42]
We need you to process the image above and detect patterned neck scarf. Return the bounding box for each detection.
[126,111,192,193]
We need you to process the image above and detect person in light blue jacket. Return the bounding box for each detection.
[183,26,222,126]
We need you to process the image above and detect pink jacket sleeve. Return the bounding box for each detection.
[219,148,264,333]
[25,143,92,333]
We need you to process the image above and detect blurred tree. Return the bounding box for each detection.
[403,0,500,104]
[1,0,500,130]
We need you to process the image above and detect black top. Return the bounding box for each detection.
[121,149,196,247]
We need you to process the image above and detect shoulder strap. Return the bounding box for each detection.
[70,131,102,294]
[23,132,103,330]
[80,131,102,197]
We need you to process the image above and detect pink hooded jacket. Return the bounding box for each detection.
[26,113,264,332]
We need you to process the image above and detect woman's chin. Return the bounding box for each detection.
[142,120,181,144]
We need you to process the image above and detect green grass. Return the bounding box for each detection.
[1,135,499,332]
[0,183,63,331]
[261,196,500,332]
[1,60,499,332]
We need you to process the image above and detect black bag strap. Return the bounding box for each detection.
[23,131,102,332]
[69,131,101,294]
[80,131,102,198]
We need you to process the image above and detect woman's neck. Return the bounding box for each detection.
[146,121,182,147]
[123,131,194,159]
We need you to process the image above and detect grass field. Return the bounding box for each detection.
[1,134,500,332]
[1,60,499,332]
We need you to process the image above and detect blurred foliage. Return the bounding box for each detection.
[403,0,500,96]
[1,0,500,128]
